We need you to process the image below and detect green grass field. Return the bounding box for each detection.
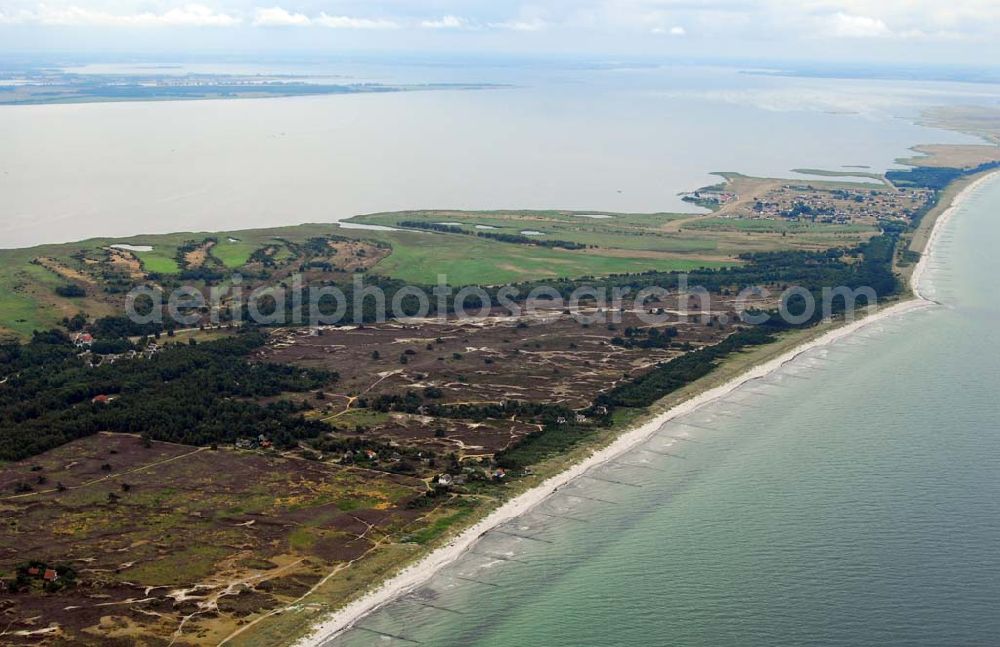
[133,248,181,274]
[367,228,729,284]
[212,238,260,268]
[347,207,879,276]
[683,217,877,234]
[0,248,98,336]
[0,277,46,337]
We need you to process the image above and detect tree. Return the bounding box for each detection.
[55,284,86,298]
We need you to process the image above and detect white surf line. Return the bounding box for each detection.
[910,171,997,302]
[295,170,999,647]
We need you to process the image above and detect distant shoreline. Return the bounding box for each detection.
[288,172,998,646]
[0,81,505,107]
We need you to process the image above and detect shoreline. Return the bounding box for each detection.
[292,170,998,647]
[910,171,996,301]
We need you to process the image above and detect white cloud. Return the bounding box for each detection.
[488,18,546,31]
[0,4,408,30]
[1,0,998,58]
[0,3,240,26]
[315,13,399,29]
[650,24,686,36]
[419,15,470,29]
[252,6,309,27]
[826,12,891,38]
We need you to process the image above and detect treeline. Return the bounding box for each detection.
[178,267,226,282]
[55,284,86,298]
[475,231,588,250]
[494,421,601,470]
[395,220,588,250]
[0,330,333,461]
[91,315,168,339]
[362,392,575,423]
[887,161,1000,191]
[597,325,777,409]
[398,221,465,234]
[249,245,281,267]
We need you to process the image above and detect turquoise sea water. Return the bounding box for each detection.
[328,173,1000,646]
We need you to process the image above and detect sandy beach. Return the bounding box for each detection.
[294,170,1000,647]
[910,171,997,301]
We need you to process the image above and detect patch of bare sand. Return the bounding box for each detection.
[34,257,94,286]
[184,240,216,268]
[105,248,146,280]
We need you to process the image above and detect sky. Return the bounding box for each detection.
[0,0,998,64]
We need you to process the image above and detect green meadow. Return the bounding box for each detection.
[0,211,754,336]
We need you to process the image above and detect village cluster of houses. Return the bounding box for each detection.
[741,185,934,225]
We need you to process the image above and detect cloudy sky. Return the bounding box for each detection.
[0,0,997,63]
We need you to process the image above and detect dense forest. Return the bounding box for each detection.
[474,230,588,250]
[886,161,1000,191]
[598,325,778,409]
[0,331,332,461]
